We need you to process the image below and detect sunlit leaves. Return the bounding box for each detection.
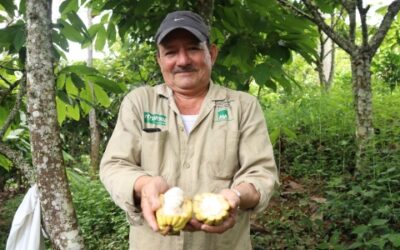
[0,0,16,18]
[55,64,124,124]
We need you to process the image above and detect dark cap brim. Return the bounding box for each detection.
[156,26,208,44]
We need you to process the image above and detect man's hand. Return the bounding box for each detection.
[184,188,240,234]
[134,176,169,231]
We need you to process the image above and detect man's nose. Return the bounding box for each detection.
[176,50,191,66]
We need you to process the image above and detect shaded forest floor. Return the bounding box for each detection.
[251,174,328,249]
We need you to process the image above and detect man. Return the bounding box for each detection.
[100,10,279,250]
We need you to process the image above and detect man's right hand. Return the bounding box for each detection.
[134,176,169,231]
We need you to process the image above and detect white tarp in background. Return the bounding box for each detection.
[6,184,44,250]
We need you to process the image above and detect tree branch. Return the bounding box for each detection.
[347,1,357,44]
[357,0,370,48]
[0,75,21,104]
[298,0,356,55]
[369,0,400,56]
[0,75,26,139]
[276,0,313,20]
[0,142,36,185]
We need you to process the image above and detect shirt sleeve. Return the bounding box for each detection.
[231,96,280,214]
[99,93,150,221]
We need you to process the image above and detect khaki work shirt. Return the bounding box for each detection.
[100,82,279,250]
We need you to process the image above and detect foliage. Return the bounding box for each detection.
[372,50,400,92]
[0,194,24,250]
[264,78,356,178]
[320,165,400,249]
[67,169,129,250]
[87,0,319,91]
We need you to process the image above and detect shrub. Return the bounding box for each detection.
[67,170,129,250]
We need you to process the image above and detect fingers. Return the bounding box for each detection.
[183,218,203,232]
[140,176,169,231]
[200,211,237,234]
[141,194,159,231]
[219,189,240,209]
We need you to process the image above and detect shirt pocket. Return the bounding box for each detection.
[141,130,168,175]
[206,129,240,179]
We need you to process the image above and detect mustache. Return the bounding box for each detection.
[172,66,197,74]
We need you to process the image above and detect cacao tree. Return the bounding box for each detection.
[277,0,400,171]
[25,0,85,248]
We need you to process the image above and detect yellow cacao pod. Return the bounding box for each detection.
[193,193,230,226]
[156,188,192,235]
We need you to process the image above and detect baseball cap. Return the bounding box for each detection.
[155,10,210,44]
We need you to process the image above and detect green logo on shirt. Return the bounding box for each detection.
[215,108,231,122]
[144,112,166,126]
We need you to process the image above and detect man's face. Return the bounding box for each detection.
[157,29,218,95]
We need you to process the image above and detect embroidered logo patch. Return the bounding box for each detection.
[215,108,231,122]
[144,112,167,126]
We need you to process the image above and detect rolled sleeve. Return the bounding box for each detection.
[232,96,280,213]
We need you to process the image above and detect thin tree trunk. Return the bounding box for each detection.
[277,0,400,173]
[87,8,100,179]
[26,0,85,248]
[196,0,214,26]
[351,52,374,171]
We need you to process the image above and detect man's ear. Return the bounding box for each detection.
[156,50,161,65]
[209,44,218,65]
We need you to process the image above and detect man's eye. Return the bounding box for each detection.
[164,51,176,56]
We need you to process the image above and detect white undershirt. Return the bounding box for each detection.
[181,115,198,134]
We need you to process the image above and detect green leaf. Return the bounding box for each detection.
[94,84,110,107]
[62,150,75,162]
[70,73,85,90]
[66,103,80,121]
[66,76,79,96]
[59,0,78,14]
[79,84,93,114]
[369,218,388,226]
[352,225,369,235]
[282,126,297,139]
[13,26,25,51]
[253,63,271,86]
[19,0,26,15]
[67,12,90,40]
[267,44,291,63]
[57,90,71,105]
[85,75,124,93]
[52,30,69,51]
[60,20,84,43]
[348,242,364,249]
[367,237,386,249]
[56,97,67,125]
[56,73,66,89]
[5,129,25,140]
[268,128,279,145]
[88,23,103,40]
[95,26,107,51]
[387,234,400,247]
[0,154,12,171]
[107,23,117,45]
[60,65,99,75]
[0,0,16,18]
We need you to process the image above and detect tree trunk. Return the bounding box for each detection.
[26,0,85,249]
[196,0,215,26]
[87,8,100,179]
[351,51,374,171]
